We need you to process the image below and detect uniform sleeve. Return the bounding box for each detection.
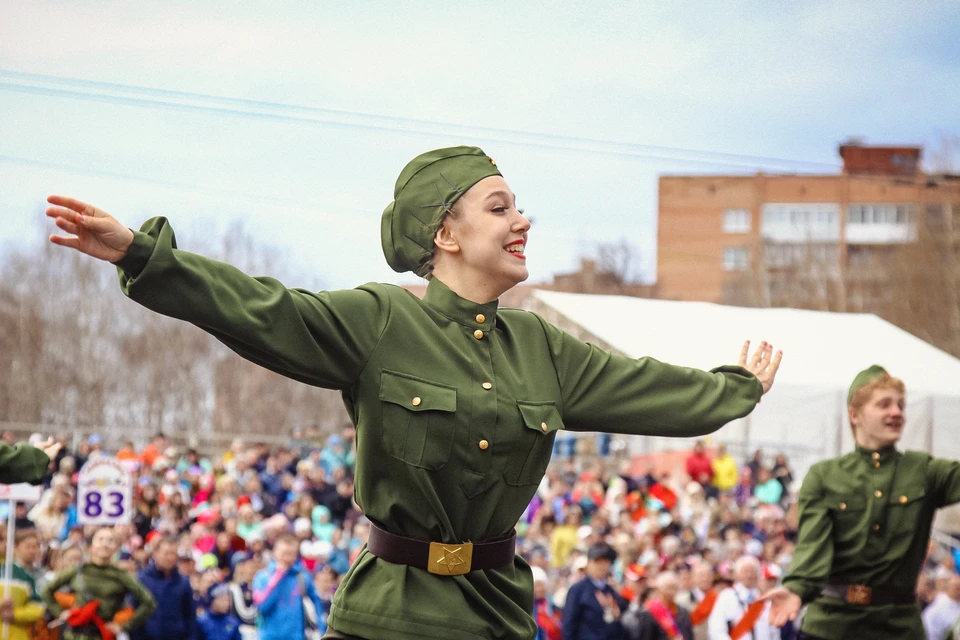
[116,570,157,631]
[0,443,49,485]
[41,567,78,617]
[114,217,389,390]
[782,464,834,603]
[927,457,960,508]
[538,318,763,436]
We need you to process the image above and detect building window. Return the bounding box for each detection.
[761,203,841,242]
[723,209,751,233]
[723,246,749,271]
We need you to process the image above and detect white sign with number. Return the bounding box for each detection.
[77,458,133,525]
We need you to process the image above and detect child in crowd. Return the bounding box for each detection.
[197,583,241,640]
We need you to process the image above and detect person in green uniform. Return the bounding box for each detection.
[44,146,782,640]
[42,527,156,639]
[0,438,62,485]
[763,365,960,639]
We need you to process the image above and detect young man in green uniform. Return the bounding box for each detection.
[44,146,782,639]
[764,365,960,639]
[43,527,156,640]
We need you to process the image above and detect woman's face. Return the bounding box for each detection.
[436,176,530,295]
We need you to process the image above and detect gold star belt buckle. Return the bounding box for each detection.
[428,541,474,576]
[846,585,873,605]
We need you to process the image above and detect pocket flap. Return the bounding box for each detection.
[380,370,457,413]
[825,491,866,512]
[517,402,563,435]
[889,487,926,506]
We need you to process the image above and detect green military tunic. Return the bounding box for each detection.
[115,217,763,639]
[783,445,960,639]
[0,443,50,485]
[42,563,156,638]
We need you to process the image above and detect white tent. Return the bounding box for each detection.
[524,290,960,501]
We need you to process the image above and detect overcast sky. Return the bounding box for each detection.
[2,1,958,290]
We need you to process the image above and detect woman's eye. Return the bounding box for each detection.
[492,206,507,213]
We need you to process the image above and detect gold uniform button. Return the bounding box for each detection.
[874,462,881,469]
[476,314,486,324]
[478,440,489,450]
[474,329,484,340]
[874,490,883,498]
[482,382,493,390]
[412,397,422,407]
[540,422,549,433]
[899,495,908,504]
[872,452,880,460]
[839,503,847,510]
[872,524,881,532]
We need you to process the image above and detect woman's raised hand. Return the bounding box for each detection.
[738,340,783,395]
[46,195,134,263]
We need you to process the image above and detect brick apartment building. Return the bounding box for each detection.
[657,142,960,310]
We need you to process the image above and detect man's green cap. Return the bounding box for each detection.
[381,146,502,276]
[847,365,889,406]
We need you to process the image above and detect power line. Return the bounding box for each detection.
[0,69,843,172]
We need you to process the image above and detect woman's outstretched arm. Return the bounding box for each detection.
[46,196,387,391]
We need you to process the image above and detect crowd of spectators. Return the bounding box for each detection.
[0,429,958,640]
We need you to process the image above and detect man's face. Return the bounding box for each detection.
[735,563,759,589]
[693,564,714,591]
[90,529,118,562]
[154,542,178,572]
[658,576,680,604]
[15,537,40,565]
[851,387,906,449]
[586,558,611,581]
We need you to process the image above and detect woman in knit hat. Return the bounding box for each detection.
[45,146,781,639]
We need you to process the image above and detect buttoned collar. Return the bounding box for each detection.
[855,444,899,464]
[423,278,498,331]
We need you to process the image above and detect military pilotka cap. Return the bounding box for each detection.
[847,364,889,406]
[381,146,502,276]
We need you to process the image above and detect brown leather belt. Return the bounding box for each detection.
[822,584,915,606]
[367,522,516,576]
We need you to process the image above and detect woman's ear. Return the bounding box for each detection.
[434,217,460,255]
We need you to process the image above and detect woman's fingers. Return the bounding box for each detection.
[738,340,750,367]
[55,216,81,236]
[49,234,81,250]
[47,195,95,214]
[750,342,765,368]
[46,205,82,223]
[766,349,784,378]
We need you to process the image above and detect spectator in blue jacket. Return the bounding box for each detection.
[252,533,323,640]
[197,583,242,640]
[132,536,197,640]
[561,542,628,640]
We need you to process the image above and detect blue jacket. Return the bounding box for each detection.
[561,577,628,640]
[197,611,242,640]
[252,560,322,640]
[131,563,197,640]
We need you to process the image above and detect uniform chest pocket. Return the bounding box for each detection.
[504,401,564,487]
[826,491,867,539]
[379,369,457,471]
[887,485,927,537]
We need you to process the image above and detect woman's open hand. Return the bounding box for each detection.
[46,195,134,263]
[739,340,782,395]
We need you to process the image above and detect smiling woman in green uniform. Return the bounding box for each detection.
[45,146,782,640]
[763,366,960,640]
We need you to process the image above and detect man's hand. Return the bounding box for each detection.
[760,587,802,627]
[738,340,783,395]
[0,598,14,623]
[106,622,124,636]
[46,196,134,263]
